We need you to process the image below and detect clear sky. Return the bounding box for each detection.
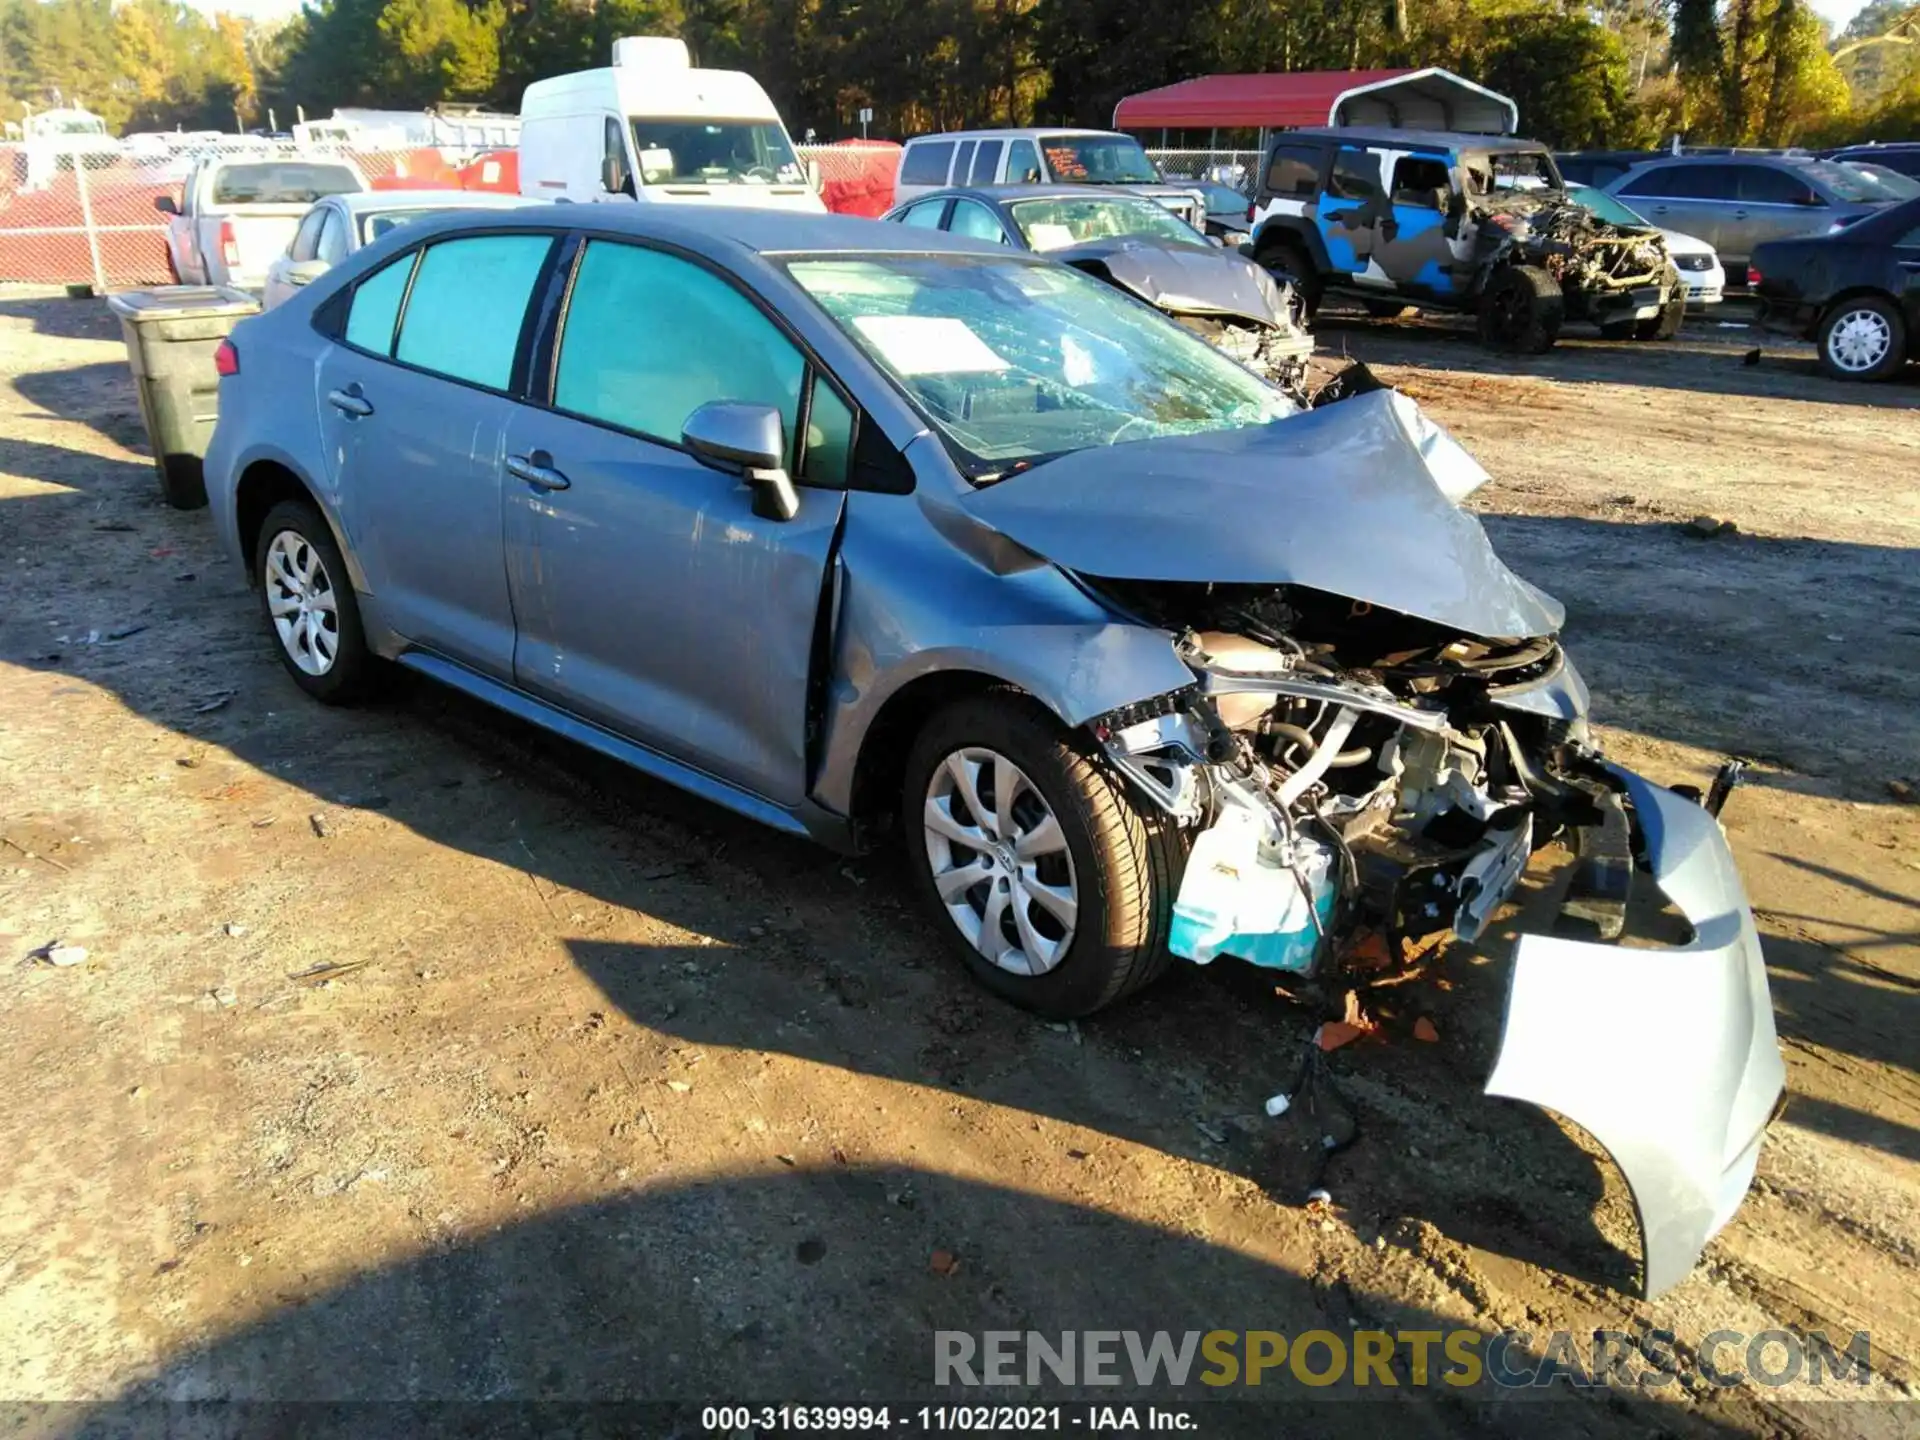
[188,0,1875,41]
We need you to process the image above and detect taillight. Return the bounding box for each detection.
[219,219,239,269]
[1246,202,1256,224]
[1746,265,1763,288]
[214,338,239,377]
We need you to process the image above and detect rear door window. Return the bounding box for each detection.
[289,208,327,262]
[1265,145,1322,197]
[1740,166,1817,205]
[900,142,955,187]
[969,140,1004,185]
[553,240,804,457]
[315,209,349,265]
[1327,148,1385,202]
[898,199,948,229]
[950,141,977,187]
[948,200,1009,243]
[1390,155,1450,205]
[393,234,553,389]
[344,253,415,354]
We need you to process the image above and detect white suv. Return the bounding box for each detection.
[894,128,1205,226]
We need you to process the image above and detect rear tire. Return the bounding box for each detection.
[1477,264,1563,354]
[252,499,376,704]
[901,693,1184,1019]
[1256,236,1322,320]
[1817,295,1906,381]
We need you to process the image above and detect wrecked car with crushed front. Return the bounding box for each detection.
[1250,128,1687,352]
[202,207,1782,1300]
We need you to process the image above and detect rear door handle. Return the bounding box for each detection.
[326,385,373,418]
[506,450,570,492]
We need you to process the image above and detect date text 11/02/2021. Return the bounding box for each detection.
[700,1407,1194,1432]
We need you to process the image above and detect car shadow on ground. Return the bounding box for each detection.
[12,360,156,454]
[1316,308,1920,408]
[56,1168,1769,1434]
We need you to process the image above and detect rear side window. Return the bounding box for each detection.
[901,142,954,186]
[344,254,414,354]
[1327,148,1384,202]
[394,234,552,389]
[554,240,804,453]
[315,210,349,265]
[951,141,977,186]
[1617,166,1676,197]
[898,200,947,229]
[970,140,1003,185]
[1006,139,1041,184]
[1740,166,1817,205]
[948,200,1008,242]
[211,162,360,205]
[1625,164,1737,200]
[1265,145,1321,196]
[1899,225,1920,246]
[801,377,854,488]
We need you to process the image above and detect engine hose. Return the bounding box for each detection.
[1270,722,1372,770]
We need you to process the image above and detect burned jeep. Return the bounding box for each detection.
[1248,127,1686,353]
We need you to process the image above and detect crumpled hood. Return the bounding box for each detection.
[1052,239,1293,331]
[960,389,1564,639]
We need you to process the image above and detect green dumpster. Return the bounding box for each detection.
[107,285,260,510]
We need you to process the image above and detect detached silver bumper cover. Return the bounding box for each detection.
[1486,765,1785,1297]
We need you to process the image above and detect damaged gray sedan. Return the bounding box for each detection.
[203,208,1782,1298]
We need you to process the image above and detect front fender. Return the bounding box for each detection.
[809,489,1195,818]
[1486,765,1785,1297]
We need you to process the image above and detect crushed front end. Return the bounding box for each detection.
[1079,580,1783,1297]
[1471,190,1676,325]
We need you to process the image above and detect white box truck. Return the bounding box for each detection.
[518,37,824,212]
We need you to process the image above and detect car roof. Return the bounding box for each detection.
[900,184,1170,206]
[1282,127,1548,153]
[1628,152,1817,168]
[330,190,533,213]
[383,202,1009,258]
[907,128,1120,142]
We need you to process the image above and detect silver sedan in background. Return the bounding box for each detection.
[262,189,537,309]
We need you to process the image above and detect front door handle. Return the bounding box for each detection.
[506,450,571,492]
[326,384,373,418]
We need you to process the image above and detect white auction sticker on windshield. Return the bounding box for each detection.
[853,316,1010,375]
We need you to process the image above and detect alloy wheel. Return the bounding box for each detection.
[1827,308,1893,374]
[923,746,1079,977]
[264,529,340,677]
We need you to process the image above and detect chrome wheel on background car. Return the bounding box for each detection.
[264,530,340,676]
[1820,301,1900,379]
[923,746,1078,976]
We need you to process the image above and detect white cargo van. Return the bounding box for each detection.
[519,37,824,212]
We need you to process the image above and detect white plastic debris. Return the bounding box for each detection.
[1264,1093,1292,1118]
[45,944,88,967]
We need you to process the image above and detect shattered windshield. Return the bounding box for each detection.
[1815,159,1907,202]
[1039,134,1162,185]
[628,118,806,186]
[1008,196,1209,252]
[786,254,1293,479]
[1841,162,1920,199]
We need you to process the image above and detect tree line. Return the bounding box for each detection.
[2,0,1916,151]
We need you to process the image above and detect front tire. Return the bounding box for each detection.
[1256,236,1322,320]
[252,499,375,704]
[1818,295,1906,381]
[902,694,1183,1018]
[1635,267,1686,340]
[1477,264,1563,354]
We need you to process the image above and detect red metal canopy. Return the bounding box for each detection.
[1113,68,1518,135]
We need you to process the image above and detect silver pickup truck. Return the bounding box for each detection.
[159,154,367,291]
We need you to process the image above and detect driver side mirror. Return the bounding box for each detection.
[682,402,799,522]
[600,153,635,198]
[284,257,330,286]
[154,194,179,215]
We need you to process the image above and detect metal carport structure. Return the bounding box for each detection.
[1113,68,1520,148]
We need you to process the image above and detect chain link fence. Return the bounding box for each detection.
[0,138,905,290]
[1144,149,1265,190]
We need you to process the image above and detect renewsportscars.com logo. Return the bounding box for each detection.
[934,1328,1874,1391]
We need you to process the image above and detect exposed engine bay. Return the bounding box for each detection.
[1465,187,1670,300]
[1082,576,1605,984]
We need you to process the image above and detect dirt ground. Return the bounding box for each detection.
[1,287,1916,1437]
